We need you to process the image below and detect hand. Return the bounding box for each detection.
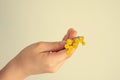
[0,28,77,80]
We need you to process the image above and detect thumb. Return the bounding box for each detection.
[50,48,75,62]
[40,41,66,52]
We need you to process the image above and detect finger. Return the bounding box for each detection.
[50,49,76,62]
[62,28,71,41]
[68,28,77,39]
[62,28,77,41]
[39,41,66,52]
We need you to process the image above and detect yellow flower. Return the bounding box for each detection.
[79,36,84,42]
[66,39,73,45]
[64,36,85,56]
[81,41,85,45]
[73,38,79,43]
[64,44,70,49]
[73,42,79,48]
[66,47,73,56]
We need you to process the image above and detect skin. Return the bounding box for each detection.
[0,28,77,80]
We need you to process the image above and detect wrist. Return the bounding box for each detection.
[0,58,29,80]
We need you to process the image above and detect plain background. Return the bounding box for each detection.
[0,0,120,80]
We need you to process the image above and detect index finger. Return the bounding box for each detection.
[62,28,77,41]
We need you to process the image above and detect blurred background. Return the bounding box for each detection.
[0,0,120,80]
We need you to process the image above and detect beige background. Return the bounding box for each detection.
[0,0,120,80]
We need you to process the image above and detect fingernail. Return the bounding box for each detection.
[73,31,77,37]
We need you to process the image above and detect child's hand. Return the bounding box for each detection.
[0,28,77,80]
